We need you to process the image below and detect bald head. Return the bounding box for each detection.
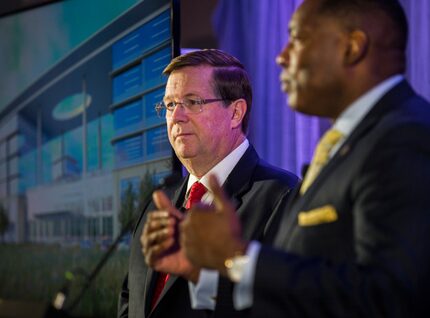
[277,0,409,119]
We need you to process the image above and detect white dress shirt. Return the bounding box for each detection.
[186,138,249,309]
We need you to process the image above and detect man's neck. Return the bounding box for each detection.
[186,138,249,198]
[183,135,247,177]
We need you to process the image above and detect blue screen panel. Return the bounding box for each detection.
[114,99,143,136]
[144,126,171,161]
[112,9,171,71]
[112,28,144,70]
[141,10,171,55]
[112,65,142,104]
[101,114,114,170]
[115,135,143,167]
[142,46,170,90]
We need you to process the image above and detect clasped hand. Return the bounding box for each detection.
[141,175,246,281]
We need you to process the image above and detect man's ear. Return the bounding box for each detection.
[344,30,368,65]
[230,99,247,129]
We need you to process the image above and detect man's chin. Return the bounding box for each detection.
[174,148,197,161]
[286,97,313,116]
[286,94,297,109]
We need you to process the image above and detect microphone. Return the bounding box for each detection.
[52,271,74,311]
[54,171,182,315]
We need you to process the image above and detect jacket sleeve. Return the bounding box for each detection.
[251,124,430,318]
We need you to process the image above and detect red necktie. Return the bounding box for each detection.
[185,182,207,209]
[150,182,207,310]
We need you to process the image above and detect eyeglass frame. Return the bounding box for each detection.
[154,98,230,118]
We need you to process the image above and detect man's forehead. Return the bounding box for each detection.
[168,66,213,83]
[288,11,315,34]
[165,67,214,97]
[289,0,333,33]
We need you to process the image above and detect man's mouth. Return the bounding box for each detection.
[175,132,193,139]
[280,76,292,93]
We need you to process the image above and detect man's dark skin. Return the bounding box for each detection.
[143,0,407,274]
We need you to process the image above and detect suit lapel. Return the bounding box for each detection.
[144,176,188,315]
[222,145,260,215]
[273,182,301,247]
[302,80,414,202]
[146,147,259,313]
[277,80,415,247]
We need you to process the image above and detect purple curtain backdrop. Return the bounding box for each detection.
[213,0,430,177]
[401,0,430,102]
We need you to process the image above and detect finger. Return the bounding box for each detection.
[142,218,169,247]
[142,220,155,249]
[207,174,233,213]
[142,225,174,253]
[147,213,175,229]
[147,227,172,245]
[141,217,172,244]
[153,190,173,210]
[145,211,177,241]
[144,237,175,266]
[147,210,170,220]
[153,190,184,219]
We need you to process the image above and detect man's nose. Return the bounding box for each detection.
[276,44,291,68]
[170,104,188,122]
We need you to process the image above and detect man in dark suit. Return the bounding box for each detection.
[171,0,430,317]
[117,49,298,318]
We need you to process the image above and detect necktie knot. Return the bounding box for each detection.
[300,129,343,194]
[185,182,207,209]
[313,129,343,164]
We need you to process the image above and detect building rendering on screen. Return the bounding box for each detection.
[0,0,179,245]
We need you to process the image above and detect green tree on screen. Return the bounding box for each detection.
[118,183,136,231]
[138,170,155,213]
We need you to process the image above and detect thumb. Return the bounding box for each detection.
[153,190,183,219]
[208,174,233,214]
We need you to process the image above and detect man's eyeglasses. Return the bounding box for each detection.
[155,98,228,118]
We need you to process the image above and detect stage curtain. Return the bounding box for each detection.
[213,0,430,177]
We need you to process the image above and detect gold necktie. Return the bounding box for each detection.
[300,129,343,195]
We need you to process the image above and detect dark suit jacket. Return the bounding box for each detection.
[118,145,298,318]
[251,80,430,318]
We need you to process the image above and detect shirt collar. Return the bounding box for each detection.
[187,139,250,193]
[333,74,404,138]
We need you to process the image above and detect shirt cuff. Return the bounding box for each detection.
[188,269,219,310]
[233,241,261,310]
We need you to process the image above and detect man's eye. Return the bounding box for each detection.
[165,102,175,108]
[186,99,201,106]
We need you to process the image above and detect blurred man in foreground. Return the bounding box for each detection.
[149,0,430,317]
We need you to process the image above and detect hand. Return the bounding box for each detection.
[180,174,248,276]
[141,190,200,282]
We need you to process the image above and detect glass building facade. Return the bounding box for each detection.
[0,1,179,245]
